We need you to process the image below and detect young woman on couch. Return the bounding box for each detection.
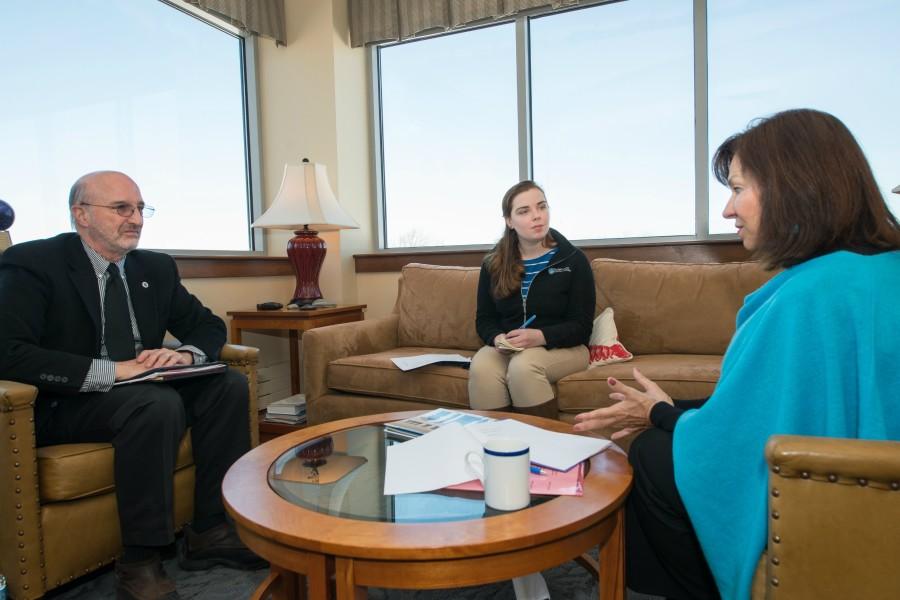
[468,180,595,419]
[573,109,900,600]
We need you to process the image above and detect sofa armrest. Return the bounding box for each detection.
[765,435,900,599]
[221,343,260,447]
[0,381,45,598]
[302,315,399,414]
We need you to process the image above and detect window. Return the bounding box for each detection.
[0,0,259,252]
[708,0,900,231]
[374,1,900,248]
[531,0,694,239]
[379,24,518,248]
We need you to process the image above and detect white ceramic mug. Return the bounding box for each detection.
[465,438,531,511]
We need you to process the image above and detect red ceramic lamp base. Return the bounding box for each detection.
[286,227,326,305]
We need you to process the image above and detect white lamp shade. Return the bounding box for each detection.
[252,161,359,231]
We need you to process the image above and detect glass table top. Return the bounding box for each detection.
[267,424,553,523]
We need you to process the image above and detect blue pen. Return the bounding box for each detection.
[530,465,546,475]
[522,314,536,328]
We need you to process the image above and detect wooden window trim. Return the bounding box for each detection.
[353,240,751,273]
[175,240,751,278]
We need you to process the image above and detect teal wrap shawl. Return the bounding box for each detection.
[673,250,900,599]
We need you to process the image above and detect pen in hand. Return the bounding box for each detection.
[522,314,536,328]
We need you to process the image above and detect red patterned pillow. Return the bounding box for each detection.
[588,308,633,367]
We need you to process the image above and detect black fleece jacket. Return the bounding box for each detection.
[475,229,595,350]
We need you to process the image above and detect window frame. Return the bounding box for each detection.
[156,0,266,256]
[369,0,739,252]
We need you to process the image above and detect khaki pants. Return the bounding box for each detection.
[467,344,589,409]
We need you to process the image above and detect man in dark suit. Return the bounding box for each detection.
[0,171,263,600]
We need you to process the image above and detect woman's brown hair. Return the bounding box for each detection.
[712,108,900,269]
[485,180,555,298]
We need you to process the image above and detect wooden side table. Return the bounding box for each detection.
[227,305,366,397]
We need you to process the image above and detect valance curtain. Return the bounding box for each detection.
[349,0,608,48]
[187,0,286,46]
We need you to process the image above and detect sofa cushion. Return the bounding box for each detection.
[592,258,774,355]
[327,346,475,408]
[557,354,723,413]
[37,434,194,502]
[396,264,483,351]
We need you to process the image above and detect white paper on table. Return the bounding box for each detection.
[390,354,471,371]
[467,419,611,472]
[384,422,483,495]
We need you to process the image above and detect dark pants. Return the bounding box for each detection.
[36,369,250,547]
[626,428,720,600]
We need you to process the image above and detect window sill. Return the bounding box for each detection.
[174,255,291,278]
[353,239,751,273]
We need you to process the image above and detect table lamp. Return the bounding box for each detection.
[252,159,359,306]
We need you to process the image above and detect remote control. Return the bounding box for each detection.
[256,301,283,310]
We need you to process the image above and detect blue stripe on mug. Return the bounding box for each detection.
[484,447,529,457]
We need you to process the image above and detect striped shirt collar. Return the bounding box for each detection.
[81,239,127,278]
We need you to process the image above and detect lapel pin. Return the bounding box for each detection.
[142,281,149,289]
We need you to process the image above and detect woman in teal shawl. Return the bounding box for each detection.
[574,109,900,600]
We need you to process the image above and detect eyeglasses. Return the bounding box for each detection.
[79,202,156,218]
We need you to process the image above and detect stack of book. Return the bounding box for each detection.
[264,393,307,425]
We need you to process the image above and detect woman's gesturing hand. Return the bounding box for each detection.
[572,368,673,440]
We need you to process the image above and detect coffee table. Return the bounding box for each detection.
[223,411,632,600]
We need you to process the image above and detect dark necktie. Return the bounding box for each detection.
[104,263,136,361]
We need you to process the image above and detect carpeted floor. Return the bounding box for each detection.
[44,552,661,599]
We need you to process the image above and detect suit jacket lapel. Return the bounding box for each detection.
[66,237,101,337]
[125,256,158,348]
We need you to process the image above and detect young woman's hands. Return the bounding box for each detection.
[504,327,546,349]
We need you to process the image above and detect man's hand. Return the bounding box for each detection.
[136,348,193,369]
[503,327,546,349]
[114,360,151,381]
[572,368,673,440]
[114,349,193,381]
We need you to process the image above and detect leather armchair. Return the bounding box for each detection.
[750,435,900,599]
[0,344,260,600]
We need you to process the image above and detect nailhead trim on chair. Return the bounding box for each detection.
[768,452,900,598]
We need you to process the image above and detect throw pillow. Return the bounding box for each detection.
[588,307,633,367]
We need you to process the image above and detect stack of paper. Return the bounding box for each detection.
[383,418,611,495]
[390,354,471,371]
[495,338,524,352]
[265,393,306,425]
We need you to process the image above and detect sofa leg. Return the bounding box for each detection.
[514,399,558,420]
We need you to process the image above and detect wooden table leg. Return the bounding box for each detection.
[305,554,330,600]
[231,325,243,345]
[335,558,367,600]
[599,508,626,600]
[251,566,301,600]
[289,329,300,395]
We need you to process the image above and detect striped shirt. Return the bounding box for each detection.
[521,248,558,303]
[80,241,206,392]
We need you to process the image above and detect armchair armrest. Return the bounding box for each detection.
[764,435,900,599]
[0,380,44,598]
[220,343,260,447]
[164,341,260,446]
[302,315,399,411]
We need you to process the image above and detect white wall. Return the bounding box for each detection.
[255,0,373,304]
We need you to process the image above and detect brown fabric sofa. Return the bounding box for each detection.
[0,344,259,600]
[303,259,774,433]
